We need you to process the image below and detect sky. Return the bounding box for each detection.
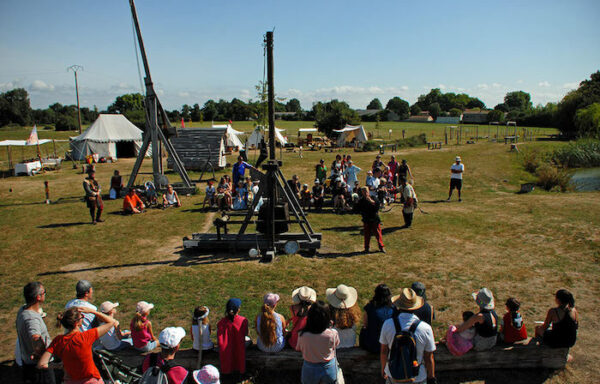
[1,0,599,111]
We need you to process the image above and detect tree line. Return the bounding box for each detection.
[1,70,598,138]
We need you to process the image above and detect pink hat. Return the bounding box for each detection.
[193,364,220,384]
[263,293,280,307]
[136,301,154,314]
[99,301,119,314]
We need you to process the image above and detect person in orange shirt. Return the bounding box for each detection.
[123,189,145,214]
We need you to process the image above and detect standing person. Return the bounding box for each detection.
[83,170,103,224]
[397,159,414,186]
[191,306,214,352]
[372,155,384,171]
[110,170,123,199]
[295,301,340,384]
[379,288,437,384]
[16,282,55,384]
[315,159,327,185]
[232,156,255,191]
[388,156,400,187]
[37,306,117,384]
[288,286,317,350]
[359,284,394,354]
[411,282,435,326]
[141,327,189,384]
[65,280,97,332]
[256,293,287,353]
[535,289,578,348]
[399,177,418,228]
[355,186,385,253]
[343,161,361,192]
[447,156,464,202]
[217,298,248,379]
[455,288,498,351]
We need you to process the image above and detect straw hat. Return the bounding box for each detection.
[392,288,424,311]
[292,286,317,304]
[472,288,494,310]
[326,284,358,309]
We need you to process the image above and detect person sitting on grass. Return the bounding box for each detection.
[332,179,349,213]
[141,327,189,384]
[500,297,528,344]
[256,293,287,353]
[232,181,248,210]
[311,180,324,212]
[110,170,123,199]
[216,177,232,211]
[300,184,312,211]
[37,306,117,384]
[535,289,578,348]
[202,180,216,210]
[326,284,361,348]
[455,288,498,351]
[162,184,181,208]
[359,283,394,354]
[131,301,159,352]
[98,301,133,351]
[123,188,145,214]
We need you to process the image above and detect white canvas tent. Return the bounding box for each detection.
[247,126,287,147]
[332,124,368,146]
[212,124,244,149]
[70,114,151,160]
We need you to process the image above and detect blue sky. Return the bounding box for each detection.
[1,0,599,111]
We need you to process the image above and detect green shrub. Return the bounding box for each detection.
[551,139,600,168]
[536,164,571,192]
[521,148,548,173]
[55,115,78,131]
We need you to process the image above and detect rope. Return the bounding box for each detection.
[131,14,145,95]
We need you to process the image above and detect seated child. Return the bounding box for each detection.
[500,297,528,343]
[300,184,312,211]
[98,301,133,351]
[232,182,247,210]
[203,181,216,209]
[162,184,181,208]
[444,311,476,356]
[191,306,214,352]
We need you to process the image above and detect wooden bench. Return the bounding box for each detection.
[378,144,398,154]
[427,141,443,150]
[107,339,568,376]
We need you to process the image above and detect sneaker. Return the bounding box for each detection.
[458,198,462,202]
[446,197,451,201]
[379,247,386,253]
[96,218,104,223]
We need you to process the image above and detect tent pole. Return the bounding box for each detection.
[53,140,57,158]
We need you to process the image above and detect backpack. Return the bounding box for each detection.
[139,353,171,384]
[388,317,421,382]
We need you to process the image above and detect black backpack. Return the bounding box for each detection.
[139,353,172,384]
[388,317,421,381]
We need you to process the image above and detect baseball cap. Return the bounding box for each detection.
[263,293,280,307]
[226,298,242,313]
[158,327,186,349]
[136,301,154,314]
[100,301,119,314]
[192,365,220,384]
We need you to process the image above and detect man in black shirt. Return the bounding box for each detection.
[355,186,385,253]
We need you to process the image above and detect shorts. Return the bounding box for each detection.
[450,178,462,190]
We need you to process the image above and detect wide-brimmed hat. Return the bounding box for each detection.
[263,293,280,307]
[193,364,220,384]
[472,288,495,310]
[392,288,424,311]
[326,284,358,309]
[292,286,317,304]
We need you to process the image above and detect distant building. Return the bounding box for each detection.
[462,109,489,124]
[435,116,462,124]
[355,109,401,121]
[405,115,433,122]
[274,111,298,119]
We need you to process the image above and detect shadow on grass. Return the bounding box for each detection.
[313,250,370,258]
[382,225,408,234]
[38,221,89,228]
[421,199,449,204]
[322,225,361,232]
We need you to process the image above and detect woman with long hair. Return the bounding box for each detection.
[359,283,394,353]
[256,293,286,353]
[288,286,317,350]
[326,284,361,348]
[295,301,340,384]
[37,306,116,384]
[535,289,579,348]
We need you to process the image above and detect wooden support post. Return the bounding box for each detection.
[476,126,479,141]
[444,127,448,145]
[7,146,12,170]
[52,139,57,159]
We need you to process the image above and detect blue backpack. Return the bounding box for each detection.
[388,317,421,381]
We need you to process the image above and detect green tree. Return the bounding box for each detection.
[314,99,361,136]
[467,97,486,109]
[557,71,600,136]
[285,98,302,113]
[202,100,218,121]
[181,104,191,120]
[416,88,443,110]
[487,109,505,123]
[574,102,600,138]
[107,93,144,114]
[428,102,442,120]
[0,88,32,126]
[366,98,383,110]
[504,91,532,111]
[410,104,421,116]
[449,108,463,117]
[385,97,410,120]
[191,103,201,121]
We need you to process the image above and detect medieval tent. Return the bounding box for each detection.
[247,126,287,148]
[332,125,368,146]
[212,124,244,149]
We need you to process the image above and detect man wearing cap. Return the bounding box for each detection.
[355,186,385,253]
[65,280,97,331]
[380,288,437,384]
[448,156,464,202]
[315,159,327,184]
[399,177,418,228]
[411,282,435,326]
[343,160,362,192]
[142,327,189,384]
[16,282,55,384]
[83,170,103,224]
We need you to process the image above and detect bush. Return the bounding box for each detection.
[536,164,571,192]
[551,139,600,168]
[521,149,544,173]
[55,116,78,131]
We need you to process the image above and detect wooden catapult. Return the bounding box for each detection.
[184,32,321,258]
[125,0,195,194]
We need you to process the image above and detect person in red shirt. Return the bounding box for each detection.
[500,297,528,343]
[217,298,248,380]
[37,306,117,384]
[123,189,145,214]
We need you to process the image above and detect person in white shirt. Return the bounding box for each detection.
[448,156,464,202]
[65,280,97,331]
[380,288,437,384]
[343,161,361,192]
[400,177,418,228]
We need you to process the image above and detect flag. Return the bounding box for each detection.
[26,125,39,145]
[181,117,185,128]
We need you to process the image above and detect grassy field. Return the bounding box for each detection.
[0,127,598,383]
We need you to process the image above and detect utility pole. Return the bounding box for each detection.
[67,65,84,134]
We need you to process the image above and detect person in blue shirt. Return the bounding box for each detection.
[232,156,255,191]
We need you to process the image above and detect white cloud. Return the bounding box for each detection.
[401,85,409,91]
[538,81,551,87]
[438,84,447,90]
[477,83,489,90]
[492,83,502,88]
[177,91,190,98]
[562,82,579,90]
[30,80,55,91]
[516,79,524,84]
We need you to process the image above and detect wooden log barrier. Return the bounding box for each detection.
[107,339,569,374]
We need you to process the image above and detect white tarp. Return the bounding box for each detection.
[212,124,244,148]
[0,139,53,146]
[298,128,318,133]
[69,114,151,160]
[247,126,287,147]
[332,124,368,146]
